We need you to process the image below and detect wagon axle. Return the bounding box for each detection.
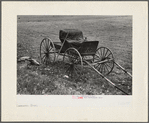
[92,58,113,65]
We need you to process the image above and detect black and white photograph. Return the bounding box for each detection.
[17,15,132,95]
[2,1,148,122]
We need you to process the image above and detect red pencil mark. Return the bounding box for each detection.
[78,96,83,99]
[72,96,83,99]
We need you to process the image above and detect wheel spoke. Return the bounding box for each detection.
[41,50,47,55]
[102,64,105,74]
[95,63,101,69]
[105,62,112,69]
[98,64,102,72]
[94,54,102,62]
[48,47,53,52]
[101,64,104,73]
[41,43,46,50]
[41,56,46,64]
[103,64,107,74]
[98,64,102,73]
[45,39,51,53]
[94,54,101,59]
[100,64,104,73]
[41,44,47,53]
[104,48,108,57]
[41,54,46,60]
[43,40,47,50]
[106,52,112,58]
[104,63,110,73]
[47,39,50,50]
[48,41,52,51]
[45,38,49,50]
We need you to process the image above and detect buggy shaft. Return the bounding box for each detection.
[84,61,129,95]
[114,62,132,77]
[91,58,114,65]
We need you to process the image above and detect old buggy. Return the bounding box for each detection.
[40,29,131,95]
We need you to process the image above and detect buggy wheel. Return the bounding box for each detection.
[40,38,56,65]
[93,47,114,75]
[63,47,83,78]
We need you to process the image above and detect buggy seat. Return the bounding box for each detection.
[59,29,85,47]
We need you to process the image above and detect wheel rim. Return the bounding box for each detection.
[40,38,56,65]
[93,47,114,75]
[63,48,83,78]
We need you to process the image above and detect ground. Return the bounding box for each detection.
[17,15,132,95]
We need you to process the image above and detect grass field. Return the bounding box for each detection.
[17,15,132,95]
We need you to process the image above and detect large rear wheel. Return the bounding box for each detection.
[40,38,56,65]
[93,47,114,75]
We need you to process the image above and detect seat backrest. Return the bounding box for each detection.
[78,41,99,56]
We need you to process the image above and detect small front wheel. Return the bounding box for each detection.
[63,47,83,78]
